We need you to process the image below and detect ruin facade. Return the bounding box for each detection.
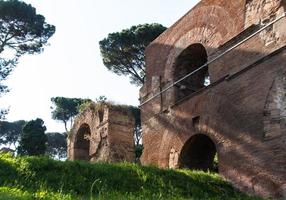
[67,103,135,163]
[140,0,286,198]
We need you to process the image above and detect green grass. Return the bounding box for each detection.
[0,153,263,200]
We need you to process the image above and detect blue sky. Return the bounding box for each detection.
[0,0,199,132]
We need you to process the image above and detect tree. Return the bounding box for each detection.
[0,120,26,148]
[0,0,55,119]
[130,107,141,147]
[0,0,55,58]
[17,118,47,156]
[46,132,67,160]
[96,95,107,103]
[50,97,92,132]
[129,106,143,161]
[99,23,166,86]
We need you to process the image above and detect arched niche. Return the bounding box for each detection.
[74,123,91,161]
[173,43,209,101]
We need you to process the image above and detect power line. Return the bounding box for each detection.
[140,12,286,107]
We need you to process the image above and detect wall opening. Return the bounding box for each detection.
[179,134,217,172]
[192,116,200,129]
[74,123,91,161]
[173,43,209,101]
[98,110,104,123]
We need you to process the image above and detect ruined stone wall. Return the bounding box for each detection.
[140,0,286,198]
[67,103,135,163]
[107,107,136,162]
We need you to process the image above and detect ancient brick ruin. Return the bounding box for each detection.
[140,0,286,198]
[67,103,135,163]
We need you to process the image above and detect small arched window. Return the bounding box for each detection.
[173,43,209,101]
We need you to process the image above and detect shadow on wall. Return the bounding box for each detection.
[140,33,286,197]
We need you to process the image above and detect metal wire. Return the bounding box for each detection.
[140,12,286,107]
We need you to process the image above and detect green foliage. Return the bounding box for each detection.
[128,106,143,160]
[0,187,32,200]
[0,187,73,200]
[0,58,14,96]
[0,120,26,148]
[78,96,108,113]
[46,132,67,160]
[78,101,96,114]
[0,153,263,200]
[50,97,92,132]
[99,23,166,86]
[0,109,8,120]
[0,0,55,56]
[0,0,55,119]
[128,106,141,127]
[96,95,107,103]
[135,144,143,163]
[17,118,47,156]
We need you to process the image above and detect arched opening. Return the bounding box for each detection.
[173,43,209,101]
[74,123,91,161]
[179,134,217,172]
[98,110,104,123]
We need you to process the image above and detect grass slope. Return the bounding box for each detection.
[0,153,262,200]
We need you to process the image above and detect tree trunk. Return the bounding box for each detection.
[63,120,68,133]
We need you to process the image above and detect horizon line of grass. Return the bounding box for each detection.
[0,153,263,200]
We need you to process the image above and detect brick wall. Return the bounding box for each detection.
[68,103,135,163]
[140,0,286,198]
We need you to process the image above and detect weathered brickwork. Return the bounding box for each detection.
[67,103,135,163]
[264,74,286,139]
[140,0,286,198]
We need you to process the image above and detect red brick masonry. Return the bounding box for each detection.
[140,0,286,198]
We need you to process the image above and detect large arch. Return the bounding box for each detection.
[74,123,91,161]
[173,43,209,102]
[179,134,217,172]
[163,4,240,83]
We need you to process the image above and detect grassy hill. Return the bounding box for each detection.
[0,153,263,200]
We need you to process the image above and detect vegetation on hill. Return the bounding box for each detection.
[17,118,47,156]
[0,153,263,200]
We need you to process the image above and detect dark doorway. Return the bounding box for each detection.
[98,110,104,123]
[173,43,209,101]
[179,134,217,172]
[74,123,91,161]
